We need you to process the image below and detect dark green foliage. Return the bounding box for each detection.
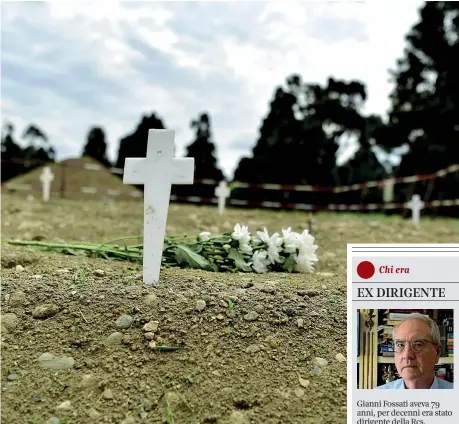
[186,113,224,182]
[1,122,56,182]
[82,126,112,168]
[383,2,459,214]
[232,75,388,207]
[171,112,224,200]
[115,113,166,170]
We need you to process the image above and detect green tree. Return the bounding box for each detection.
[1,122,56,182]
[185,112,224,182]
[234,78,304,185]
[383,1,459,211]
[233,75,388,206]
[22,123,55,163]
[23,124,48,143]
[386,2,458,163]
[1,122,25,181]
[82,126,112,168]
[172,112,224,200]
[115,112,166,171]
[1,122,22,159]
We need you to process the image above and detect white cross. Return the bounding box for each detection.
[39,166,54,202]
[215,180,230,215]
[406,194,424,226]
[123,129,194,284]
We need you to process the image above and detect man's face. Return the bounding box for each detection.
[394,319,441,383]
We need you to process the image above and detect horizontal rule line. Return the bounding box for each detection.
[352,243,459,250]
[352,281,459,284]
[352,247,459,249]
[352,251,459,253]
[352,300,459,302]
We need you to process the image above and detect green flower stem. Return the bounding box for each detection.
[8,240,143,260]
[6,228,317,275]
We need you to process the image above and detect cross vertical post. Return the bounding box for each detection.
[215,180,230,215]
[39,166,54,202]
[123,129,195,284]
[406,194,424,226]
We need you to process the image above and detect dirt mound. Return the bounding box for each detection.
[2,194,459,423]
[3,157,142,200]
[1,254,347,424]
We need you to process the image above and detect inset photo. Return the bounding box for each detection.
[356,309,454,389]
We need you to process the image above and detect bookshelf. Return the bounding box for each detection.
[377,356,454,364]
[357,309,454,389]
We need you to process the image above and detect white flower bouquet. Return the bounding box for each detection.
[163,223,319,274]
[8,223,319,274]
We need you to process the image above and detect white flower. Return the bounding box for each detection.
[257,228,283,248]
[251,237,262,246]
[292,230,318,273]
[267,245,282,264]
[297,229,315,250]
[297,230,318,259]
[232,223,252,255]
[232,223,250,241]
[256,228,270,244]
[293,252,318,273]
[239,241,253,255]
[281,227,293,239]
[198,231,211,242]
[282,227,300,253]
[256,228,283,264]
[267,234,283,263]
[252,250,270,273]
[239,233,251,247]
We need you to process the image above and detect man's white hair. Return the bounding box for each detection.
[392,312,441,344]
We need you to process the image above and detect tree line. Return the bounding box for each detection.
[2,2,458,214]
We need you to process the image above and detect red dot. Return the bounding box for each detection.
[357,261,375,279]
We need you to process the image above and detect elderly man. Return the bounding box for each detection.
[376,313,453,389]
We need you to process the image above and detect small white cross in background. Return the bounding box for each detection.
[39,166,54,202]
[123,129,195,284]
[215,180,230,215]
[406,194,424,226]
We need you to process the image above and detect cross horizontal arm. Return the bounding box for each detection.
[123,158,147,185]
[123,157,194,185]
[170,158,195,184]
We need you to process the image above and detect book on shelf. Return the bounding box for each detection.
[385,312,429,320]
[383,309,427,314]
[440,316,454,357]
[379,340,394,357]
[384,320,402,326]
[381,310,429,326]
[357,310,360,357]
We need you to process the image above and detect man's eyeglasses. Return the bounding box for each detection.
[393,339,438,353]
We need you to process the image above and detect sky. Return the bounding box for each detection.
[1,0,424,179]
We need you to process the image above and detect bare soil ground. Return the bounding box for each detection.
[2,193,458,424]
